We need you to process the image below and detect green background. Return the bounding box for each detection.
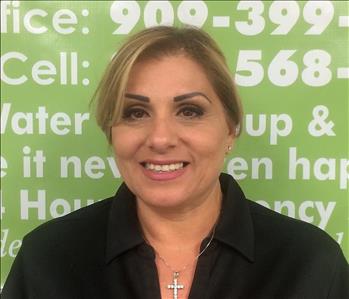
[1,0,348,287]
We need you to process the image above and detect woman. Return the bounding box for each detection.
[3,26,348,299]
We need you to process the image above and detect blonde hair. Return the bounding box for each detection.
[93,26,242,143]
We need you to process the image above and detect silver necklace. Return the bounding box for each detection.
[154,226,216,299]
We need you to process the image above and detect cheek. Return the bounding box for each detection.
[111,128,139,160]
[187,128,229,159]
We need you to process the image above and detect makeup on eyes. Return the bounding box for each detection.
[176,103,205,118]
[122,103,205,121]
[122,107,147,119]
[121,93,209,122]
[122,99,206,121]
[122,94,150,121]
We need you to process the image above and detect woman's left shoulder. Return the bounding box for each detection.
[248,199,344,257]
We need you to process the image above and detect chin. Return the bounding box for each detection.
[137,190,189,209]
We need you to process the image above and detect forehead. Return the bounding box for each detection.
[126,54,215,95]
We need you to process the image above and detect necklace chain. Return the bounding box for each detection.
[142,207,221,299]
[154,224,216,275]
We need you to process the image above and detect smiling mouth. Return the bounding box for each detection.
[141,162,189,172]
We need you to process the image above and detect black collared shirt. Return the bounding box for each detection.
[3,174,348,298]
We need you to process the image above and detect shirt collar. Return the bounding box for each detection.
[215,173,255,262]
[105,173,255,264]
[105,183,144,264]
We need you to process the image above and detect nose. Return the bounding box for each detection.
[145,116,178,153]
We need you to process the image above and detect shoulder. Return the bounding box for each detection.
[247,200,348,296]
[2,197,116,297]
[21,196,114,257]
[248,199,343,261]
[29,196,113,235]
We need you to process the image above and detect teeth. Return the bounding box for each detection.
[145,162,184,172]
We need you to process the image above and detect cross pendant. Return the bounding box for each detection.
[167,272,184,299]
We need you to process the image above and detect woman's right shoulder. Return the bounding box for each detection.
[23,196,114,248]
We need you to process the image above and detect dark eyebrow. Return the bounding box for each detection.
[174,92,211,103]
[125,93,150,102]
[125,92,211,103]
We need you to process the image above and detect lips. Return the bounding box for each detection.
[144,162,184,172]
[140,160,189,180]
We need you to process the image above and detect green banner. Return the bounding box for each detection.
[1,0,348,287]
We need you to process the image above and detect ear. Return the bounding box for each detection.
[225,123,237,152]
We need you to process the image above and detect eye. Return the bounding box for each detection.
[122,107,149,121]
[177,105,204,118]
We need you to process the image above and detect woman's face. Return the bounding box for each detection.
[111,55,234,210]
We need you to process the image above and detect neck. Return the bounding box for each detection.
[137,181,222,250]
